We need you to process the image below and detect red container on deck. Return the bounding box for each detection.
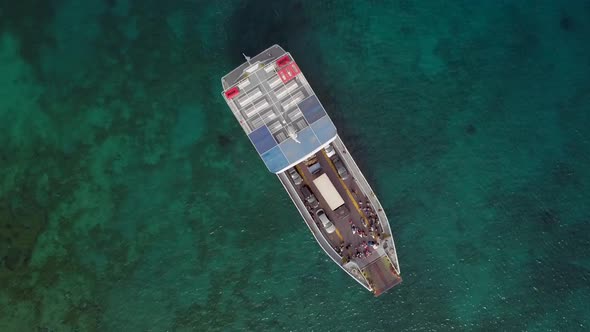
[224,87,240,99]
[276,55,292,68]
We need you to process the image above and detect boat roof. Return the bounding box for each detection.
[221,45,337,174]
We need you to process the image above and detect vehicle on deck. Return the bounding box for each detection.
[300,185,319,209]
[324,144,336,158]
[332,156,350,180]
[287,167,303,185]
[316,209,336,233]
[312,173,345,211]
[306,156,322,174]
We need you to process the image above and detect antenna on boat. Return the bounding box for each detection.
[287,125,300,144]
[242,53,251,63]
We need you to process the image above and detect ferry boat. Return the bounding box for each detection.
[221,45,401,296]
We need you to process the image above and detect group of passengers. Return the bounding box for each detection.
[340,241,379,261]
[338,215,382,260]
[360,201,384,237]
[338,239,376,260]
[351,224,369,238]
[336,199,387,262]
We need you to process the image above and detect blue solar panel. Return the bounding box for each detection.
[261,145,290,173]
[245,96,337,174]
[310,116,337,143]
[279,126,321,163]
[298,95,326,124]
[248,125,277,155]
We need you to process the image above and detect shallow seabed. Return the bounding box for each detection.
[1,0,589,331]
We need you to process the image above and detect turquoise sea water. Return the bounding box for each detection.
[1,1,589,331]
